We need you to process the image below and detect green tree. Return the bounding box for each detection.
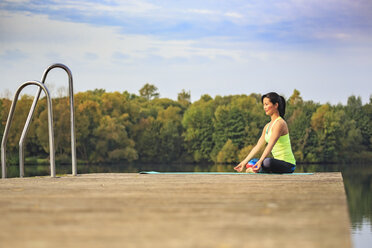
[36,96,81,162]
[177,89,191,106]
[134,116,161,162]
[211,105,245,162]
[156,106,184,163]
[0,99,4,138]
[2,88,372,166]
[139,83,160,100]
[74,92,102,161]
[212,105,230,161]
[93,115,138,162]
[363,97,372,150]
[51,97,71,160]
[346,96,371,148]
[287,91,319,162]
[216,139,238,164]
[288,89,303,105]
[7,95,42,160]
[0,98,11,144]
[182,97,215,162]
[310,104,344,162]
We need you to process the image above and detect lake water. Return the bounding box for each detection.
[3,163,372,248]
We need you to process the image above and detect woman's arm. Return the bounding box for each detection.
[234,124,268,172]
[252,120,284,172]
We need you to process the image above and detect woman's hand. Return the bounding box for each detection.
[234,162,246,172]
[251,160,263,173]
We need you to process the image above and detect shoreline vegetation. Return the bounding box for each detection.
[12,157,368,166]
[1,85,372,166]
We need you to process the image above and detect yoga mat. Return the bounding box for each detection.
[139,171,314,175]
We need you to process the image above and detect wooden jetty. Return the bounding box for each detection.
[0,172,351,248]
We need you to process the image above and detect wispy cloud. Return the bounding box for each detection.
[224,12,243,19]
[1,0,371,44]
[0,0,371,104]
[0,49,28,61]
[186,9,217,15]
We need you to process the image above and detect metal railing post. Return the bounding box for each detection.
[18,63,76,177]
[18,85,42,177]
[1,81,55,178]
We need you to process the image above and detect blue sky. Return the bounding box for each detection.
[0,0,371,104]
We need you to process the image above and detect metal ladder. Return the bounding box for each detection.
[1,64,77,178]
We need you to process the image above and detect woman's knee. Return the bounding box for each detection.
[262,158,273,168]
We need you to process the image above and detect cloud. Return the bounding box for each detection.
[112,51,130,61]
[224,12,243,19]
[1,0,371,45]
[187,9,218,15]
[84,52,99,60]
[0,1,371,104]
[0,49,28,61]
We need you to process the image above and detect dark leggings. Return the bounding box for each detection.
[259,158,295,174]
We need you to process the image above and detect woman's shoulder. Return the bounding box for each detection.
[275,117,288,126]
[277,117,287,125]
[276,118,289,133]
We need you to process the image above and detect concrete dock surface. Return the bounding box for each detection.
[0,172,351,248]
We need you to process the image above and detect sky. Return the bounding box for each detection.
[0,0,371,104]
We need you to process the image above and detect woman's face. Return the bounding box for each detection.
[263,97,278,116]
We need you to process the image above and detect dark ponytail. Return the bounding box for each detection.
[261,92,286,118]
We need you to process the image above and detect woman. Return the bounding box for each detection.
[234,92,296,173]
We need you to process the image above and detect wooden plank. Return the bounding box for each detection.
[0,172,351,248]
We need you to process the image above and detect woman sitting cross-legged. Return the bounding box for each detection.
[234,92,296,173]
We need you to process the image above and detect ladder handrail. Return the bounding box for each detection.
[1,81,55,178]
[18,63,76,177]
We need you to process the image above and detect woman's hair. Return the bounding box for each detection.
[261,92,286,118]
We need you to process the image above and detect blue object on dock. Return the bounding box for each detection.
[139,171,314,175]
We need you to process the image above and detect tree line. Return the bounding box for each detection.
[1,85,371,165]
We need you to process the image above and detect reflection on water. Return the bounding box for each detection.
[352,219,372,248]
[289,163,372,248]
[2,163,372,248]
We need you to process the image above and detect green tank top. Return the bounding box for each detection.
[265,117,296,165]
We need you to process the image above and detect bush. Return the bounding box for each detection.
[216,139,238,164]
[238,145,254,162]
